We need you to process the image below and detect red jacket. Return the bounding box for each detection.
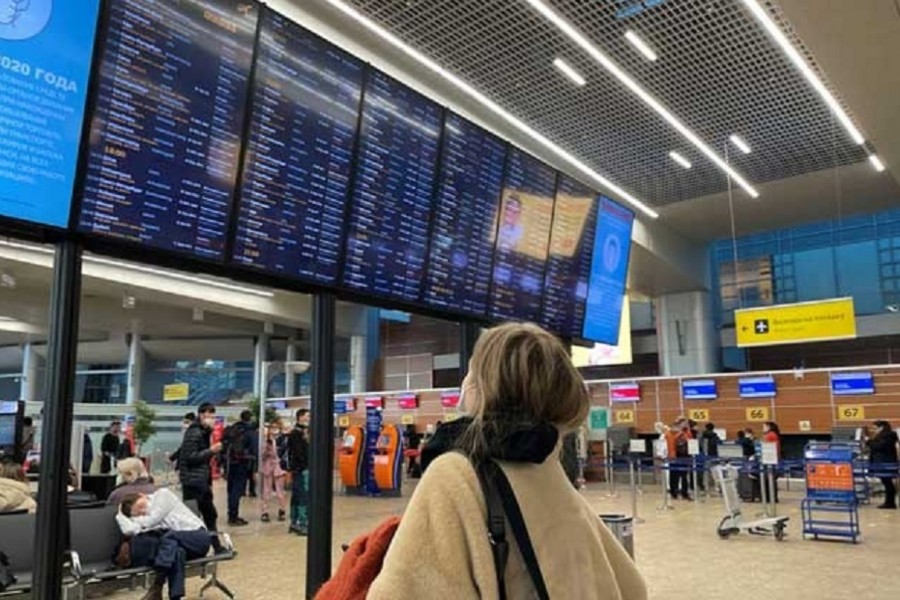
[315,516,401,600]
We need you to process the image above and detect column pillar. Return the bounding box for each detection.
[126,333,144,405]
[285,339,298,398]
[20,342,42,402]
[656,291,720,376]
[253,334,270,399]
[350,335,367,393]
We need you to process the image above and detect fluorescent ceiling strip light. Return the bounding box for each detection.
[323,0,658,219]
[524,0,759,199]
[624,30,657,61]
[669,151,692,169]
[729,134,752,154]
[869,154,885,172]
[739,0,865,146]
[552,57,587,86]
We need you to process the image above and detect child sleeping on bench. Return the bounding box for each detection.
[117,488,232,600]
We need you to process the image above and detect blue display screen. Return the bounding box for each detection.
[0,0,100,227]
[422,113,507,317]
[78,0,258,260]
[739,376,777,398]
[582,197,635,344]
[831,372,875,396]
[232,9,364,283]
[683,379,717,400]
[489,149,556,323]
[342,70,443,302]
[541,175,599,338]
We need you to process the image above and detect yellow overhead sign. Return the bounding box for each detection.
[735,297,856,348]
[163,383,190,402]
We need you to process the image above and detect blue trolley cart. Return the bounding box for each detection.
[802,443,860,543]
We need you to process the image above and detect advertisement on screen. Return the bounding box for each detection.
[738,376,777,398]
[682,379,718,400]
[582,198,635,344]
[831,372,875,396]
[0,0,100,227]
[572,298,632,367]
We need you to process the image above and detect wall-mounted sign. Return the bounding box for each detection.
[688,408,710,422]
[682,379,717,400]
[614,409,634,424]
[735,297,856,347]
[609,381,640,403]
[745,406,770,422]
[440,391,461,408]
[396,393,419,410]
[739,376,776,398]
[836,405,866,422]
[831,372,875,396]
[365,396,385,409]
[163,383,190,402]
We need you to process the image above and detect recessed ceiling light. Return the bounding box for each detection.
[322,0,659,218]
[552,57,587,86]
[669,151,692,169]
[524,0,759,199]
[739,0,865,146]
[869,154,886,172]
[624,30,658,61]
[729,134,752,154]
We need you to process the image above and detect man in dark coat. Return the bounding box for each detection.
[223,410,254,526]
[179,403,222,531]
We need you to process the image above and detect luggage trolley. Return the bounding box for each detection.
[712,464,789,541]
[801,443,860,543]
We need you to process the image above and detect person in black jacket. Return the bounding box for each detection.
[701,423,720,458]
[100,421,121,474]
[223,411,254,526]
[288,409,310,535]
[179,403,222,531]
[869,420,899,509]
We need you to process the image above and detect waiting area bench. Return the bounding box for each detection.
[0,501,235,599]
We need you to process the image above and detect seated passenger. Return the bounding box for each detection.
[108,457,156,506]
[0,462,36,513]
[369,323,646,599]
[66,466,98,506]
[117,488,230,600]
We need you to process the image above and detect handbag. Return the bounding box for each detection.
[475,460,550,600]
[0,551,17,591]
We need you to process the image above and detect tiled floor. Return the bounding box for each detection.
[117,479,898,599]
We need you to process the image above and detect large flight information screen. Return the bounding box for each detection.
[489,149,556,323]
[232,9,364,283]
[78,0,258,261]
[342,70,442,303]
[0,0,100,228]
[422,113,507,316]
[541,175,599,338]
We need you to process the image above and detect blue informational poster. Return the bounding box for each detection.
[0,0,100,227]
[582,197,635,344]
[682,379,718,400]
[831,372,875,396]
[739,375,777,398]
[364,406,383,495]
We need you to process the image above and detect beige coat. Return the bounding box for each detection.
[0,476,36,513]
[369,450,647,599]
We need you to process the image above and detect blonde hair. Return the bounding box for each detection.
[117,457,148,484]
[0,462,26,482]
[462,322,589,459]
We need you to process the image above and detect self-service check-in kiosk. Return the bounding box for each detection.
[373,423,403,496]
[339,425,367,495]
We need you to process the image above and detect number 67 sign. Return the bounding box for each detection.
[836,405,865,421]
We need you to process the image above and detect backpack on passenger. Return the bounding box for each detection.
[313,459,549,600]
[223,424,248,466]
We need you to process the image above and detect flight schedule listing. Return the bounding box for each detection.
[422,113,507,316]
[78,0,258,260]
[342,70,442,303]
[232,9,364,283]
[489,149,556,323]
[541,175,599,338]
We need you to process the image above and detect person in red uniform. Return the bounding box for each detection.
[762,421,781,503]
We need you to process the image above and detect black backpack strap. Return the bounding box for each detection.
[476,461,509,600]
[477,460,550,600]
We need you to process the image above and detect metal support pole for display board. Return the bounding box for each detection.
[459,321,479,380]
[606,442,618,498]
[306,292,336,599]
[32,241,83,600]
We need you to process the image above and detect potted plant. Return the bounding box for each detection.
[132,400,158,457]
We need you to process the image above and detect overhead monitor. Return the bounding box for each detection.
[422,113,507,317]
[541,175,599,337]
[231,9,364,283]
[682,379,718,401]
[489,148,556,323]
[0,0,100,227]
[582,197,635,344]
[78,0,259,260]
[831,372,875,396]
[739,375,777,398]
[571,297,633,367]
[342,69,443,303]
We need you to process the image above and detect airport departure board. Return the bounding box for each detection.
[231,9,364,283]
[342,70,443,303]
[489,149,556,323]
[541,175,599,338]
[422,113,507,316]
[78,0,258,260]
